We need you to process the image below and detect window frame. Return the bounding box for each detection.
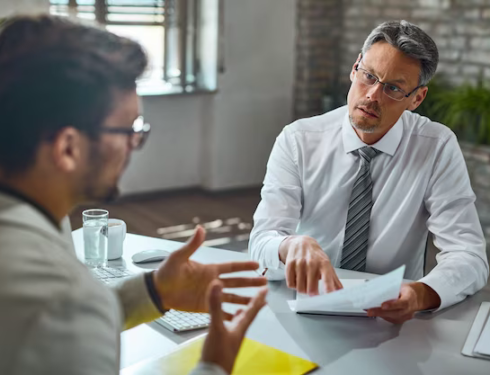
[49,0,217,96]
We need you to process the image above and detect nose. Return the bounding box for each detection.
[366,82,383,101]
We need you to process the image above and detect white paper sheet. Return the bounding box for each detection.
[288,279,368,315]
[288,265,405,314]
[474,310,490,356]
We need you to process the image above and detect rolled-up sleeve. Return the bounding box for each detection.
[420,133,489,310]
[249,126,303,280]
[111,274,162,330]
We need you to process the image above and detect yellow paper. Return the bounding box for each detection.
[123,336,318,375]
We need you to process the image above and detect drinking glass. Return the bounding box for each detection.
[82,209,109,268]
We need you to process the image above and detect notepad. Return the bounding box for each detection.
[121,335,318,375]
[474,313,490,356]
[470,302,490,358]
[462,302,490,360]
[288,265,405,317]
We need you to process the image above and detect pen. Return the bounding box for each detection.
[261,268,268,276]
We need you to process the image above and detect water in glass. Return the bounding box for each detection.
[83,218,108,268]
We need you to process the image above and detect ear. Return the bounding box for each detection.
[51,127,86,173]
[350,53,362,82]
[407,86,428,111]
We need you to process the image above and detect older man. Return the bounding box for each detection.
[250,20,488,324]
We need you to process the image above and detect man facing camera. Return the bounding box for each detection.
[0,15,267,375]
[250,20,488,324]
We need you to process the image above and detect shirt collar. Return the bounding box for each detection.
[342,112,404,156]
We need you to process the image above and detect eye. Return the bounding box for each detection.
[386,85,402,93]
[364,72,376,81]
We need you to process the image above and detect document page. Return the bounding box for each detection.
[474,311,490,356]
[288,265,405,314]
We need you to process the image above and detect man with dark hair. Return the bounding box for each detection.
[250,20,489,323]
[0,15,267,375]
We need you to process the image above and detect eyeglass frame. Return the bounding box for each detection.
[354,64,422,101]
[99,115,151,150]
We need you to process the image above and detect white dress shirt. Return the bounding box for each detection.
[250,105,489,310]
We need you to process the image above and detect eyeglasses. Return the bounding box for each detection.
[99,116,151,150]
[354,65,421,101]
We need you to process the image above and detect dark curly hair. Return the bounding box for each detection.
[0,15,147,175]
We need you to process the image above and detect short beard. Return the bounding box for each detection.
[349,115,379,134]
[82,143,121,204]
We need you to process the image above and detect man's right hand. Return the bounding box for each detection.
[279,235,343,295]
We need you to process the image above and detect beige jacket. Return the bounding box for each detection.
[0,192,225,375]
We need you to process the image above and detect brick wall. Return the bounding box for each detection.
[295,0,343,118]
[295,0,490,119]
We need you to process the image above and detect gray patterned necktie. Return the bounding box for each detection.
[341,146,381,271]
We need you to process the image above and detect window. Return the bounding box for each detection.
[50,0,219,95]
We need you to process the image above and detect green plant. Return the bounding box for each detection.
[417,76,490,145]
[415,76,450,122]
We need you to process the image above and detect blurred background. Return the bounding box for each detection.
[2,1,490,273]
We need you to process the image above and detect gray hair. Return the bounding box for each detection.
[361,20,439,87]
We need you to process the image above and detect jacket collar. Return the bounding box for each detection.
[0,191,74,251]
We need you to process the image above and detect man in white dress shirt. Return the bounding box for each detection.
[0,15,267,375]
[250,20,489,324]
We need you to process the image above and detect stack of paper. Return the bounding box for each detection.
[288,265,405,316]
[462,302,490,360]
[473,304,490,358]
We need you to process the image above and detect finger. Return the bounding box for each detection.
[296,260,307,294]
[220,277,267,289]
[367,308,388,316]
[207,280,225,328]
[236,288,268,335]
[170,226,206,261]
[333,274,343,290]
[381,299,409,311]
[222,293,252,305]
[321,267,336,293]
[367,307,404,316]
[381,291,410,310]
[367,308,411,319]
[216,261,260,274]
[286,261,296,289]
[381,286,412,310]
[223,311,234,321]
[376,313,414,324]
[306,264,319,296]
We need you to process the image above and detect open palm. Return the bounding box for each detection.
[201,281,268,374]
[154,226,266,317]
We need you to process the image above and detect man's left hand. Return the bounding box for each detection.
[366,282,441,324]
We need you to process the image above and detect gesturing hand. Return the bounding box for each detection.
[153,226,267,317]
[280,235,343,295]
[201,281,268,374]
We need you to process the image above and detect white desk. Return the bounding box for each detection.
[72,230,490,374]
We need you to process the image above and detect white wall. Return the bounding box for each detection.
[203,0,296,190]
[0,0,47,15]
[119,94,210,192]
[123,0,297,194]
[0,0,297,194]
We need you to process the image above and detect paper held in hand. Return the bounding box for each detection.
[288,265,406,316]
